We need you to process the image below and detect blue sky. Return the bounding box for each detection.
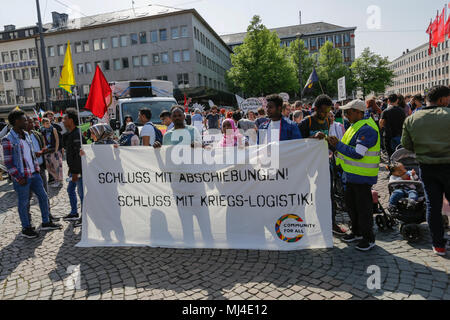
[1,0,447,60]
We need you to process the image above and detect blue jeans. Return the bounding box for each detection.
[420,164,450,248]
[389,189,419,206]
[13,172,50,229]
[391,136,402,153]
[67,175,83,215]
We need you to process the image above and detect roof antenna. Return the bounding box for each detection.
[299,11,302,25]
[132,0,136,16]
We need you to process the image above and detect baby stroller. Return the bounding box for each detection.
[384,148,427,242]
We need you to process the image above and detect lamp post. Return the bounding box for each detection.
[296,33,303,100]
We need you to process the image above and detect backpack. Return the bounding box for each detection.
[119,133,134,146]
[145,122,163,145]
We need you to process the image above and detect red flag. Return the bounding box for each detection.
[184,94,187,106]
[446,3,450,37]
[437,7,446,43]
[426,20,433,55]
[60,110,63,117]
[84,66,112,118]
[431,14,439,47]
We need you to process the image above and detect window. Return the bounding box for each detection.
[93,39,101,51]
[75,42,82,53]
[6,90,15,105]
[101,38,108,50]
[57,45,65,56]
[150,30,158,43]
[113,59,121,70]
[161,52,169,64]
[31,68,39,79]
[130,33,138,45]
[318,37,325,48]
[120,35,127,47]
[310,38,317,50]
[204,75,207,86]
[29,48,37,59]
[103,60,110,71]
[153,54,160,64]
[171,27,179,39]
[139,32,147,44]
[182,50,190,62]
[82,85,90,96]
[181,25,188,38]
[141,55,149,66]
[344,34,350,46]
[20,49,28,60]
[4,71,12,82]
[2,52,10,63]
[85,63,93,73]
[112,36,119,48]
[24,88,33,103]
[198,73,202,86]
[159,29,167,41]
[335,34,342,47]
[50,67,57,78]
[22,68,30,80]
[173,51,181,63]
[156,75,168,81]
[122,57,129,69]
[83,41,90,52]
[11,51,19,62]
[177,73,189,87]
[77,63,84,74]
[132,56,141,67]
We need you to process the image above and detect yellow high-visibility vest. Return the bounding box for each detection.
[336,118,381,177]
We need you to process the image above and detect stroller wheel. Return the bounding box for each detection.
[385,216,395,230]
[401,224,420,243]
[376,215,387,231]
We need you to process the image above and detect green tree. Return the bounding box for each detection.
[315,41,354,98]
[351,47,394,99]
[286,39,315,97]
[227,16,298,96]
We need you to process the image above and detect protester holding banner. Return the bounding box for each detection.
[160,110,174,131]
[258,94,302,144]
[298,94,333,139]
[219,119,245,148]
[159,107,202,147]
[62,108,84,227]
[328,100,381,251]
[2,109,62,239]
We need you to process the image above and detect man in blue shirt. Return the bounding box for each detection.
[328,100,380,251]
[258,94,302,144]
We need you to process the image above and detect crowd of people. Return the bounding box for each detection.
[1,85,449,255]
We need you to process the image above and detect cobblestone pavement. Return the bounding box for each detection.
[0,163,449,301]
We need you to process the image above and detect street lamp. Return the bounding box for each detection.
[296,32,303,100]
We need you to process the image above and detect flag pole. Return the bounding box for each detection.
[73,86,84,144]
[318,80,325,94]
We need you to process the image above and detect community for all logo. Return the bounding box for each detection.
[275,214,316,243]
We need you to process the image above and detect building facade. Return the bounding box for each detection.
[0,26,42,112]
[386,39,450,96]
[41,8,232,103]
[221,22,357,65]
[0,6,233,113]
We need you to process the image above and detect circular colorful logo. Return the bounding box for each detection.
[275,214,305,243]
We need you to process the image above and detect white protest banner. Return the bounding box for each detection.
[338,76,346,102]
[192,103,204,112]
[235,95,245,108]
[279,93,290,102]
[240,98,263,113]
[78,140,333,250]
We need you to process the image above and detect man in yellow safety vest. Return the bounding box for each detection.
[328,100,381,252]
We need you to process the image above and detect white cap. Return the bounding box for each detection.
[340,100,367,112]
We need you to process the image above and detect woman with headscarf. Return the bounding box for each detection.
[219,119,244,148]
[118,122,140,146]
[89,124,117,145]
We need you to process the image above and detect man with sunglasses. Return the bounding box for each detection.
[327,100,381,252]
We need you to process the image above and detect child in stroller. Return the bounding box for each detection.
[386,148,427,242]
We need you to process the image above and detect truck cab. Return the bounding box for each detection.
[108,80,178,133]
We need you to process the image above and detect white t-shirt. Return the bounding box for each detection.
[140,123,156,146]
[21,139,35,174]
[268,120,281,143]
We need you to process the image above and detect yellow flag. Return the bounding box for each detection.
[59,41,76,94]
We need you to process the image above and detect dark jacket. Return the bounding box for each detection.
[64,128,83,175]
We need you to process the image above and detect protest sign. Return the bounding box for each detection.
[240,98,263,113]
[279,93,290,102]
[78,140,333,250]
